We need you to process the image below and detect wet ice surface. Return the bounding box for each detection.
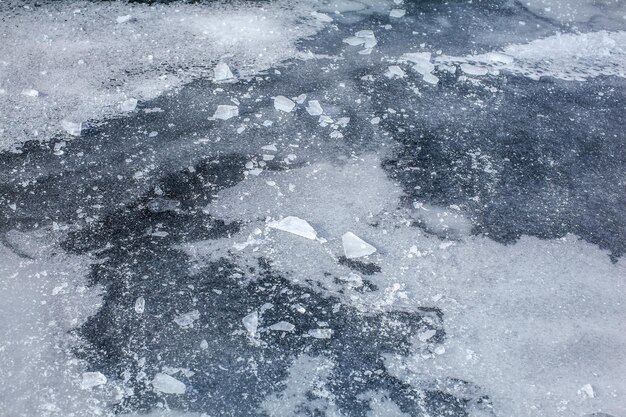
[1,1,625,417]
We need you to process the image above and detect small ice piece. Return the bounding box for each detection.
[213,105,239,120]
[200,339,208,350]
[370,117,381,125]
[295,94,307,104]
[134,297,145,314]
[213,62,235,82]
[152,373,186,395]
[174,310,200,328]
[422,73,440,85]
[242,311,259,337]
[401,52,432,64]
[311,11,333,22]
[355,30,375,38]
[273,95,295,112]
[61,119,82,136]
[269,216,317,240]
[305,100,323,116]
[81,372,107,390]
[308,328,333,339]
[578,384,595,399]
[460,63,489,76]
[389,9,406,18]
[385,66,406,79]
[269,321,295,332]
[343,36,366,46]
[21,89,39,97]
[342,232,376,258]
[116,15,136,24]
[120,98,138,112]
[261,144,277,152]
[418,329,437,342]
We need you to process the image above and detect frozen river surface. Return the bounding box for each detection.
[0,1,625,416]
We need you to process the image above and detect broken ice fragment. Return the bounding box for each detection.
[242,311,259,337]
[461,63,489,76]
[308,328,333,339]
[213,62,235,82]
[152,373,186,395]
[306,100,323,116]
[269,321,296,332]
[60,119,82,136]
[120,98,138,112]
[422,73,440,85]
[116,15,136,24]
[134,297,145,314]
[200,339,208,350]
[418,329,437,342]
[261,144,277,152]
[213,105,238,120]
[21,89,39,97]
[174,310,200,328]
[273,95,295,112]
[269,216,317,240]
[311,11,333,22]
[342,232,376,258]
[389,9,406,18]
[385,66,406,79]
[80,372,107,390]
[578,384,595,399]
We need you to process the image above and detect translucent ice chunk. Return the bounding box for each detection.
[213,105,239,120]
[342,232,376,258]
[269,216,317,240]
[273,95,295,112]
[152,373,186,394]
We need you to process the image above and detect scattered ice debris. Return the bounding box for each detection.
[311,11,333,22]
[212,105,239,120]
[173,310,200,328]
[389,9,406,18]
[213,62,235,82]
[578,384,595,399]
[80,372,107,390]
[269,216,317,240]
[242,311,259,337]
[116,15,136,24]
[307,328,333,339]
[273,95,295,112]
[385,65,406,79]
[119,98,138,112]
[21,88,39,97]
[152,373,186,395]
[269,321,296,332]
[342,232,377,258]
[305,100,323,116]
[134,296,145,314]
[60,119,82,136]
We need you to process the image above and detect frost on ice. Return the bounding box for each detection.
[273,95,296,112]
[269,216,317,240]
[342,232,377,259]
[152,373,186,395]
[212,105,239,120]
